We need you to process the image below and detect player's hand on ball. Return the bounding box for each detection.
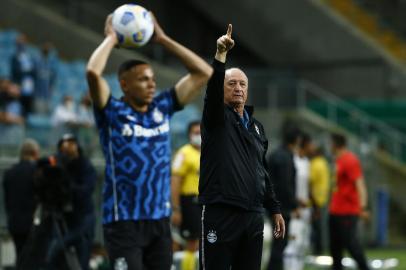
[104,14,118,44]
[150,12,167,44]
[217,24,234,53]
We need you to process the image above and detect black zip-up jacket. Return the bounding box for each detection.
[198,59,281,214]
[266,146,298,217]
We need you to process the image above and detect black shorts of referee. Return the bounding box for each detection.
[180,195,201,240]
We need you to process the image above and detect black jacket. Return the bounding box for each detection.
[266,145,298,217]
[64,156,97,219]
[3,160,36,234]
[198,59,280,214]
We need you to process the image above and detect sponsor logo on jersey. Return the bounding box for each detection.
[152,108,164,123]
[121,121,170,137]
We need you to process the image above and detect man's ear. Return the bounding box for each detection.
[120,79,127,93]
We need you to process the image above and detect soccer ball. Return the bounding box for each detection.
[112,4,154,48]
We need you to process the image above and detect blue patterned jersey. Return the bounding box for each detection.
[94,88,182,224]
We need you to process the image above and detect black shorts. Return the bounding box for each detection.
[180,195,201,240]
[103,218,172,270]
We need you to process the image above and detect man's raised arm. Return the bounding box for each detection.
[86,15,117,109]
[202,24,235,128]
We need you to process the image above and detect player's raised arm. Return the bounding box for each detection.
[150,13,212,106]
[86,15,117,109]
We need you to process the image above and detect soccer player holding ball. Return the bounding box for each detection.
[86,7,212,269]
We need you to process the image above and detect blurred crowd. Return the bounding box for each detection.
[0,31,371,270]
[0,33,95,149]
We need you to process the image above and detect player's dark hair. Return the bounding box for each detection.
[118,59,148,78]
[187,120,201,136]
[331,133,347,148]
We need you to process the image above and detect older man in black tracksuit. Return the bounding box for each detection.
[198,25,285,270]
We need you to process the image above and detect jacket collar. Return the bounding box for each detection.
[225,104,255,117]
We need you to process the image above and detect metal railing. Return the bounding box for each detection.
[295,80,406,161]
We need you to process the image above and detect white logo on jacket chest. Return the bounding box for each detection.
[254,124,260,135]
[152,108,164,123]
[207,230,217,243]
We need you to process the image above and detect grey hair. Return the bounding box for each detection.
[20,138,40,160]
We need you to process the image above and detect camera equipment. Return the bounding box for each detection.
[18,155,82,270]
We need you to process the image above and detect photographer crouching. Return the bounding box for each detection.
[20,134,96,270]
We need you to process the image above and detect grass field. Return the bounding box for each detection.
[303,248,406,270]
[366,249,406,270]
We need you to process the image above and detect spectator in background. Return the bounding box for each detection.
[51,95,77,139]
[329,133,370,270]
[0,79,24,125]
[284,132,312,270]
[171,120,201,270]
[76,94,96,155]
[0,79,25,146]
[309,143,330,255]
[54,134,97,270]
[35,42,58,113]
[3,139,40,265]
[266,125,301,270]
[20,134,97,270]
[76,94,94,128]
[10,34,36,116]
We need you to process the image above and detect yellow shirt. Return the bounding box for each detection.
[172,144,200,196]
[309,156,330,207]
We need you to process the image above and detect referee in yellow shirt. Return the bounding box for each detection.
[171,121,201,270]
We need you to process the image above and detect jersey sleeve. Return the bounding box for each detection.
[172,149,188,177]
[155,88,184,117]
[93,95,116,128]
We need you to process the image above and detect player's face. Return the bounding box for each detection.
[224,68,248,107]
[121,64,156,105]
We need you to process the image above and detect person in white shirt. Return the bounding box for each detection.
[284,132,312,270]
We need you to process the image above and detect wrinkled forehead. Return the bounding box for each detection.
[225,68,248,83]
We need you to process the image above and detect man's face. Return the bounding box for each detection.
[59,140,79,159]
[224,68,248,107]
[120,64,156,106]
[189,124,201,147]
[302,141,313,157]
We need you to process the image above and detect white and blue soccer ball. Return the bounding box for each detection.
[112,4,154,48]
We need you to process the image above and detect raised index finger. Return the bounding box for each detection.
[226,24,232,37]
